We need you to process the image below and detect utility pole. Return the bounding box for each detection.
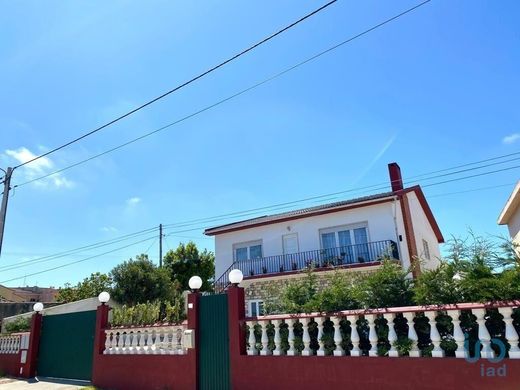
[159,223,163,268]
[0,167,13,258]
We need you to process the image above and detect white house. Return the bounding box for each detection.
[498,181,520,247]
[205,163,444,315]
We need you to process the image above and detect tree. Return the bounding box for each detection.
[163,241,215,292]
[110,254,177,305]
[56,272,112,303]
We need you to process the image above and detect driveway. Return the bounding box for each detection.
[0,377,91,389]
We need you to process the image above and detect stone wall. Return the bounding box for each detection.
[241,264,381,316]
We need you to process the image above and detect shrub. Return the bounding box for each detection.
[4,317,30,333]
[111,298,185,327]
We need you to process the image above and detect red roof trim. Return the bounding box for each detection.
[204,197,395,236]
[394,186,444,244]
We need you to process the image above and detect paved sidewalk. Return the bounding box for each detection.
[0,377,91,389]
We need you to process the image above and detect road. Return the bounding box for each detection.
[0,377,90,389]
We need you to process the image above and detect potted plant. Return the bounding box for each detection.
[249,269,255,276]
[292,262,298,271]
[279,265,284,272]
[262,266,267,274]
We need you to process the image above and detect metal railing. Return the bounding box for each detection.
[214,240,398,293]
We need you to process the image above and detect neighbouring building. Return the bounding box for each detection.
[205,162,444,316]
[498,181,520,248]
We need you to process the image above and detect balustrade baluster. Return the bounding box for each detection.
[349,316,361,357]
[260,321,271,356]
[247,321,258,355]
[425,311,444,358]
[137,330,146,354]
[316,317,326,356]
[450,310,467,359]
[473,309,494,359]
[103,330,111,354]
[301,318,312,356]
[499,307,520,359]
[286,319,296,356]
[402,312,420,357]
[272,320,282,356]
[383,313,398,357]
[332,316,344,356]
[366,314,378,357]
[145,329,154,354]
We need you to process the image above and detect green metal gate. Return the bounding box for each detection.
[37,310,97,380]
[198,294,230,390]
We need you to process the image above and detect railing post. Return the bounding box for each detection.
[498,307,520,359]
[403,312,420,357]
[425,311,445,358]
[349,315,361,357]
[473,308,494,359]
[451,310,467,359]
[301,318,312,356]
[365,314,378,357]
[272,320,282,356]
[260,320,271,356]
[247,321,258,356]
[286,319,296,356]
[316,317,326,356]
[384,313,398,357]
[332,316,345,356]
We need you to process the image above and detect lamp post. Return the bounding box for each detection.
[98,291,110,305]
[33,302,43,313]
[228,269,243,286]
[188,276,203,292]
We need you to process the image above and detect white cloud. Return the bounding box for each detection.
[126,197,141,206]
[502,133,520,145]
[101,226,118,233]
[4,147,73,189]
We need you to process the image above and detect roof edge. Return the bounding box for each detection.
[498,182,520,225]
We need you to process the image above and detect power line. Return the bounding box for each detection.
[0,226,158,271]
[13,0,339,170]
[0,235,157,284]
[13,0,432,189]
[3,169,517,282]
[4,155,518,274]
[427,183,516,199]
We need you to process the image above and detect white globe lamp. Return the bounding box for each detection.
[229,269,244,286]
[33,302,44,313]
[189,276,203,291]
[98,291,110,304]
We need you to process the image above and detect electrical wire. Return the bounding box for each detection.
[427,183,516,199]
[0,226,158,271]
[13,0,432,188]
[0,235,157,284]
[13,0,339,170]
[2,169,517,282]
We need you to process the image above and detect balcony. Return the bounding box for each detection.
[214,240,398,292]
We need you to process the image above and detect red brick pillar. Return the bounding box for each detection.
[227,285,246,390]
[187,292,199,390]
[24,312,42,378]
[91,303,109,385]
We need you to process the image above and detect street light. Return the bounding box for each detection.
[188,276,203,292]
[33,302,44,313]
[98,291,110,304]
[229,269,243,285]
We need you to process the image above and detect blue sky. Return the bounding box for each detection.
[0,0,519,288]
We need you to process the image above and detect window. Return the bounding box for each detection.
[422,239,431,260]
[233,241,263,261]
[249,300,264,317]
[319,224,369,263]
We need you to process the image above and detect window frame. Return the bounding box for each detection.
[233,240,263,261]
[319,222,370,249]
[248,299,264,317]
[422,239,431,260]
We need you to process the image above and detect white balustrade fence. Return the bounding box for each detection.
[0,333,25,354]
[104,325,187,355]
[245,302,520,359]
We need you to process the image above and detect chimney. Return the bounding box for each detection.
[388,162,403,192]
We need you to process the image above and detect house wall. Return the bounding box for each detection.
[215,199,410,278]
[506,206,520,246]
[406,191,441,271]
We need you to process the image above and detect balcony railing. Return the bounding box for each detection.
[214,240,398,293]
